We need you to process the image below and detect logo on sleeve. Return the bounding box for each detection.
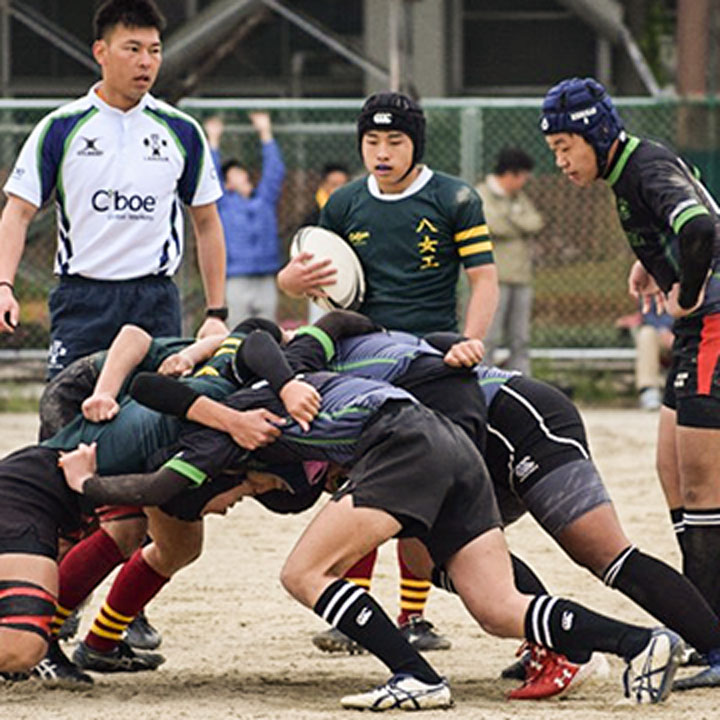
[77,137,103,156]
[143,133,169,161]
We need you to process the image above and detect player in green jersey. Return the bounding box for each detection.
[278,92,500,653]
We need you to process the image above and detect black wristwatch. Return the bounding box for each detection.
[205,306,229,321]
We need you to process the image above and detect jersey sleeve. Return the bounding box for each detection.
[187,119,223,206]
[450,184,494,269]
[640,158,712,235]
[3,112,60,208]
[162,422,249,485]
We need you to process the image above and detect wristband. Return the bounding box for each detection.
[0,281,14,292]
[205,306,229,321]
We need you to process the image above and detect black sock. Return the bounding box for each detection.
[605,546,720,654]
[431,566,456,594]
[670,508,686,556]
[314,579,441,684]
[524,595,650,664]
[431,554,547,596]
[511,554,549,595]
[683,509,720,615]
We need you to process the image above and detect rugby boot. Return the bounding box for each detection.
[73,639,165,673]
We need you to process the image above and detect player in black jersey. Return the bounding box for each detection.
[119,326,685,710]
[287,316,720,697]
[541,77,720,689]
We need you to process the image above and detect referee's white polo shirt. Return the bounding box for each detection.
[4,84,222,280]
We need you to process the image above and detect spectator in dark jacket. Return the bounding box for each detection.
[204,113,285,326]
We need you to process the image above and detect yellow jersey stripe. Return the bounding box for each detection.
[454,224,489,242]
[458,240,493,257]
[400,589,431,600]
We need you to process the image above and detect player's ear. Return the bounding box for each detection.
[92,39,107,67]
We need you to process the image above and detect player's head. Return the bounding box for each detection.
[357,92,425,186]
[539,77,624,185]
[92,0,166,106]
[222,159,253,198]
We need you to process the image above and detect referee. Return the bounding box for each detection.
[0,0,228,378]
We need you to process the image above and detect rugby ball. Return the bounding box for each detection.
[289,226,366,312]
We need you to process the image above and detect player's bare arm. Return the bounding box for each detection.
[157,334,227,377]
[189,202,229,339]
[463,263,499,340]
[276,251,337,298]
[81,324,153,422]
[0,194,38,332]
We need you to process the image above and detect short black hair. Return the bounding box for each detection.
[93,0,166,41]
[221,158,245,181]
[494,147,535,176]
[321,163,349,179]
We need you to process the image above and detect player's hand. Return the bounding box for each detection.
[197,316,228,340]
[81,393,120,422]
[249,111,272,140]
[664,281,707,318]
[279,378,321,432]
[158,352,194,377]
[277,252,337,298]
[59,442,97,494]
[225,408,285,450]
[444,339,485,367]
[628,260,666,314]
[0,286,19,333]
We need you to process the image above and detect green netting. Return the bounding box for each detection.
[1,96,719,352]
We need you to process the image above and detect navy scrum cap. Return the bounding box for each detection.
[357,92,426,166]
[539,77,624,177]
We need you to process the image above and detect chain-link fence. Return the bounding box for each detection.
[1,97,720,358]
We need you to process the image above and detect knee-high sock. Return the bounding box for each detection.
[84,549,168,653]
[524,595,650,664]
[314,579,441,684]
[670,508,686,556]
[343,549,377,591]
[605,545,720,654]
[683,509,720,616]
[51,529,125,638]
[397,545,431,625]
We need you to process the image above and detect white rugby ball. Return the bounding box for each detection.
[289,226,366,312]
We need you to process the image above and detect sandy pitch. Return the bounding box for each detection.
[1,409,717,719]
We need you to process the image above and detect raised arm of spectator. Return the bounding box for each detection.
[250,112,285,206]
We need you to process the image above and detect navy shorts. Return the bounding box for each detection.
[47,275,182,379]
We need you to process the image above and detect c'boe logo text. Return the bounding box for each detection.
[92,190,157,214]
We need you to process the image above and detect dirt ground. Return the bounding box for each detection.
[1,408,718,720]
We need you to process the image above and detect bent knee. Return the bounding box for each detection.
[101,517,148,558]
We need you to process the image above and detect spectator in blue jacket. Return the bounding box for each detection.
[204,113,285,326]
